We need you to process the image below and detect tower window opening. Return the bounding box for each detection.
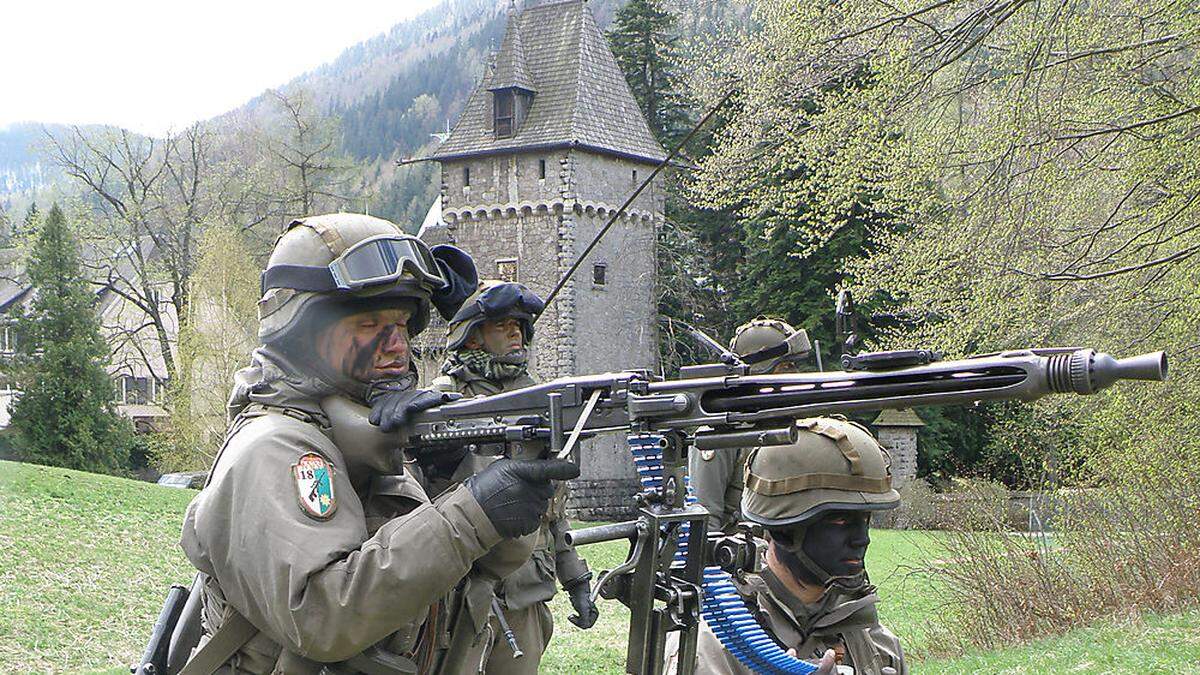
[496,258,519,282]
[632,169,638,183]
[494,91,515,138]
[593,262,608,287]
[463,166,471,187]
[539,159,547,180]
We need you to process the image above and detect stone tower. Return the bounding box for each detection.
[423,0,667,519]
[871,408,925,485]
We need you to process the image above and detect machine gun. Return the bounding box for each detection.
[404,346,1166,674]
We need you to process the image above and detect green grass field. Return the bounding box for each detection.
[2,460,1198,673]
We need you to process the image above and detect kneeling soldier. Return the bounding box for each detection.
[673,417,906,675]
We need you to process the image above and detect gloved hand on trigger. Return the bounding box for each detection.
[368,387,461,433]
[566,577,599,629]
[465,459,580,538]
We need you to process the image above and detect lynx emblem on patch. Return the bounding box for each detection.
[699,449,716,461]
[293,452,336,519]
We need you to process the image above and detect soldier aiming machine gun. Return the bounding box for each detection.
[404,346,1166,675]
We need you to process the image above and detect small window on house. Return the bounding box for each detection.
[592,262,608,287]
[0,325,12,354]
[121,376,152,405]
[496,258,519,282]
[632,169,638,184]
[463,166,471,187]
[494,90,515,138]
[539,159,547,180]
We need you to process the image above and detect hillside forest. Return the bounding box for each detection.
[0,0,1193,497]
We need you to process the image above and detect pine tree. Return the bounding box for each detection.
[8,205,131,473]
[608,0,690,146]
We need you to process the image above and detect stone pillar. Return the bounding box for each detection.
[871,408,925,484]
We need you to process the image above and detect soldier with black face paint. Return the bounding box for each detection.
[666,417,906,675]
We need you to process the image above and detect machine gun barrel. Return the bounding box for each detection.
[648,349,1167,428]
[402,349,1166,451]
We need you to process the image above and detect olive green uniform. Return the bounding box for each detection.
[433,365,590,675]
[688,447,752,534]
[666,567,905,675]
[180,361,528,673]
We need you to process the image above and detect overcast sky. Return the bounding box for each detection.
[0,0,441,136]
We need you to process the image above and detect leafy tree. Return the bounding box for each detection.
[161,225,259,471]
[8,205,131,473]
[690,0,1200,486]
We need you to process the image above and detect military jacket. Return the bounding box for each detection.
[432,364,591,610]
[688,445,752,534]
[669,569,906,675]
[180,387,509,674]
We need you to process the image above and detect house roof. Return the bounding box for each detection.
[431,0,668,165]
[872,408,927,427]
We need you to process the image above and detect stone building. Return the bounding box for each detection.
[871,408,925,484]
[418,0,667,519]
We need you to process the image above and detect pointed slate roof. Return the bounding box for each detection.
[489,15,537,92]
[432,0,668,165]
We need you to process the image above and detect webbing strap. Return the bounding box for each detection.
[744,471,893,496]
[297,218,347,255]
[177,609,258,675]
[798,420,863,475]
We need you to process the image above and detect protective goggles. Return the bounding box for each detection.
[450,283,545,324]
[262,235,447,294]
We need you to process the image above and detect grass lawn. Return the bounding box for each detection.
[0,461,197,673]
[543,528,949,672]
[3,459,1198,674]
[919,610,1200,674]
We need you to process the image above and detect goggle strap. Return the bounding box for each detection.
[261,264,339,293]
[742,342,790,365]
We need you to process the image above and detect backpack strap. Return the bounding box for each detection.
[176,607,258,675]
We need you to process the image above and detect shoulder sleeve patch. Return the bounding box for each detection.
[293,452,337,520]
[699,449,716,461]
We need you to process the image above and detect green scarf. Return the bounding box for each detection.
[443,348,528,383]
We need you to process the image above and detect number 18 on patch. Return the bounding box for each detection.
[294,452,337,519]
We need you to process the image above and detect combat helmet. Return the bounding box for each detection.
[730,316,812,375]
[742,417,899,586]
[743,417,899,527]
[445,280,545,351]
[258,214,447,347]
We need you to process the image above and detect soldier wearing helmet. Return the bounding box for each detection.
[176,215,578,674]
[689,317,813,534]
[674,417,907,675]
[428,280,597,675]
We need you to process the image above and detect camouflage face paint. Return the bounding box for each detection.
[342,322,398,383]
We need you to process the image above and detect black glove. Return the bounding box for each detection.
[430,244,479,320]
[465,459,580,538]
[368,387,461,433]
[566,577,599,629]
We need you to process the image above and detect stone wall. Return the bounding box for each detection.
[876,426,919,484]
